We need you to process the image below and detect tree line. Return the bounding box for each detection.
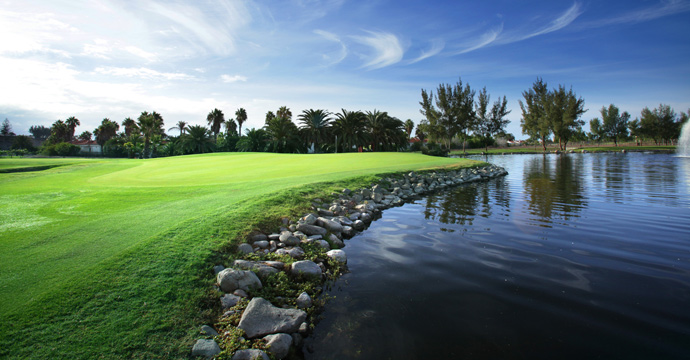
[418,77,511,154]
[16,106,410,158]
[4,75,688,158]
[519,78,688,150]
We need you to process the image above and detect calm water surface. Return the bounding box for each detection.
[305,153,690,360]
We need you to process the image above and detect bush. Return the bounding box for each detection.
[41,142,80,156]
[409,141,423,152]
[421,142,448,157]
[11,135,37,153]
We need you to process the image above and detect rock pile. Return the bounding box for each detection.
[192,165,507,359]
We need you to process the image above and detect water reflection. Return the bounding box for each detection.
[522,155,585,226]
[422,178,510,231]
[306,154,690,360]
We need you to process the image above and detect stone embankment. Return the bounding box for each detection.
[191,165,508,359]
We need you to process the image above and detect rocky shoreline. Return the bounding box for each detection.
[191,164,508,360]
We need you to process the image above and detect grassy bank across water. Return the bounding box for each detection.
[0,152,481,359]
[450,144,676,155]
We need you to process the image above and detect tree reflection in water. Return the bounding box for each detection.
[522,155,586,227]
[422,177,510,232]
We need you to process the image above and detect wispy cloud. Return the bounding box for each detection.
[144,0,251,56]
[580,0,690,28]
[95,67,194,81]
[0,9,76,55]
[220,74,248,83]
[352,30,404,70]
[498,2,583,44]
[125,46,158,62]
[454,24,503,55]
[409,39,445,63]
[314,29,348,66]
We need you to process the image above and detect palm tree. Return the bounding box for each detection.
[405,119,414,140]
[365,110,406,151]
[298,109,332,153]
[65,116,80,140]
[138,111,165,158]
[206,108,225,136]
[264,116,303,153]
[182,125,213,154]
[49,120,70,143]
[168,120,188,135]
[123,133,143,158]
[151,111,165,136]
[236,128,267,152]
[78,131,93,141]
[224,118,237,136]
[95,118,120,146]
[276,106,292,121]
[235,108,248,136]
[265,111,275,125]
[122,117,139,137]
[333,109,368,152]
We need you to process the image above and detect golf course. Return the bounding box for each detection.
[0,152,480,359]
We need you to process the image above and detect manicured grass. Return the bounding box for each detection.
[0,152,481,359]
[451,144,676,155]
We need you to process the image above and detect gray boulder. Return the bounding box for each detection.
[221,293,241,309]
[217,268,262,293]
[254,240,270,249]
[290,260,322,279]
[302,213,317,225]
[342,226,354,237]
[200,325,219,337]
[326,249,347,264]
[237,298,307,338]
[296,291,313,309]
[352,219,365,231]
[237,243,254,254]
[296,223,328,237]
[213,265,225,275]
[328,233,344,248]
[191,339,221,359]
[231,349,270,360]
[287,247,305,259]
[316,217,343,233]
[251,234,268,242]
[233,260,280,278]
[316,240,330,250]
[263,333,293,360]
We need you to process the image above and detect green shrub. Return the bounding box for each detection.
[11,135,37,153]
[41,142,80,156]
[421,142,449,157]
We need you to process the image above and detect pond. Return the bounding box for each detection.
[304,153,690,360]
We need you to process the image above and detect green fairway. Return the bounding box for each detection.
[0,152,480,359]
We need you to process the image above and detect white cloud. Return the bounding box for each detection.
[144,0,251,56]
[581,0,690,28]
[352,30,404,70]
[125,46,158,62]
[0,9,76,55]
[314,29,348,66]
[455,24,503,55]
[221,74,248,83]
[498,2,583,44]
[409,39,445,64]
[94,67,195,81]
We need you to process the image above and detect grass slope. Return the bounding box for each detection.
[0,152,480,359]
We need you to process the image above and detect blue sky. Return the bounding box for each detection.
[1,0,689,139]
